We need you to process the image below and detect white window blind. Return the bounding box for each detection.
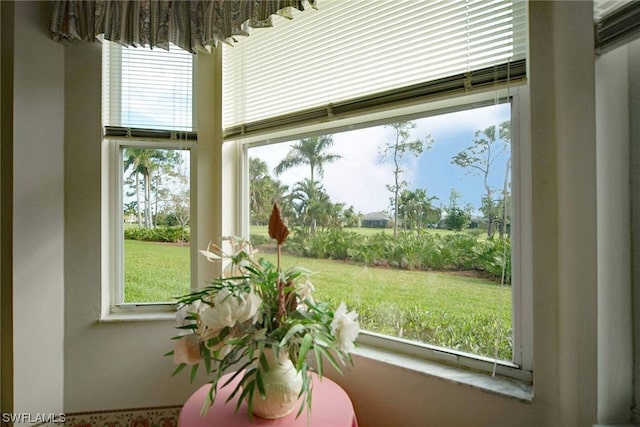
[222,0,527,136]
[594,0,640,55]
[594,0,633,20]
[102,41,194,135]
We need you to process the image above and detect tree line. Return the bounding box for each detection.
[122,147,190,230]
[121,119,511,243]
[250,120,512,240]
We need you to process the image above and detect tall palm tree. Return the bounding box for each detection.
[249,157,284,224]
[290,178,332,234]
[274,135,341,182]
[123,148,181,229]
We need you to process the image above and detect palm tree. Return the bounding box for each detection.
[249,157,284,224]
[290,179,337,234]
[123,148,181,229]
[274,135,341,182]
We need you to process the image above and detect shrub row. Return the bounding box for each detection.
[282,229,511,283]
[124,226,190,243]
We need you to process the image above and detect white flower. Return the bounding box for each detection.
[330,302,360,353]
[198,289,262,340]
[176,301,200,330]
[295,279,315,304]
[198,289,238,339]
[236,290,263,324]
[199,239,258,276]
[173,334,202,365]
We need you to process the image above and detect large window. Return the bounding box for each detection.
[247,102,513,359]
[225,0,530,379]
[102,41,195,308]
[241,95,530,379]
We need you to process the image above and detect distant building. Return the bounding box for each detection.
[469,215,487,229]
[362,212,393,228]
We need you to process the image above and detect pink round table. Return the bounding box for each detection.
[179,373,358,427]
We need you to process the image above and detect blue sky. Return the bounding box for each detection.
[250,103,511,215]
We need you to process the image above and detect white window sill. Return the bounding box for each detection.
[99,311,176,323]
[97,310,532,402]
[354,345,533,402]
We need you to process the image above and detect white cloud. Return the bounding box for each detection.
[417,103,510,137]
[323,127,395,214]
[248,103,511,217]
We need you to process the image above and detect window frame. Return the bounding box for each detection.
[235,86,533,382]
[106,138,197,314]
[101,40,198,316]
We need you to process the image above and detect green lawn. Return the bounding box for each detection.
[124,239,191,303]
[257,251,511,359]
[125,239,512,359]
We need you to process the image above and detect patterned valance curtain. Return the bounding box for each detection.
[49,0,317,53]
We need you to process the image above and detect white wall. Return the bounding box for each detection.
[63,40,209,412]
[11,1,65,418]
[534,3,599,425]
[631,39,640,427]
[595,42,634,425]
[4,2,625,426]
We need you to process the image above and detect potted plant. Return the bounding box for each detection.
[169,204,359,419]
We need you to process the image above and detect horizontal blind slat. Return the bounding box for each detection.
[104,41,194,132]
[222,0,527,129]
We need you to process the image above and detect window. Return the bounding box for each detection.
[224,0,531,380]
[102,41,196,309]
[247,101,512,357]
[241,94,530,379]
[118,144,192,304]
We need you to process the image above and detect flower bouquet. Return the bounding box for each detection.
[168,204,359,419]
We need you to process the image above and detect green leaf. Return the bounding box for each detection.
[189,363,199,383]
[296,334,313,371]
[295,397,306,419]
[279,323,305,346]
[256,370,266,399]
[316,346,343,375]
[247,386,255,421]
[295,372,312,419]
[203,350,211,374]
[259,351,269,372]
[200,389,214,417]
[305,383,314,420]
[237,381,255,416]
[223,360,254,391]
[171,363,187,376]
[229,367,258,405]
[314,346,323,378]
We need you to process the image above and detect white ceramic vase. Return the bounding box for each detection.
[251,348,304,419]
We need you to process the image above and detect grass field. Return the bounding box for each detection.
[258,250,511,358]
[124,238,512,359]
[124,240,191,303]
